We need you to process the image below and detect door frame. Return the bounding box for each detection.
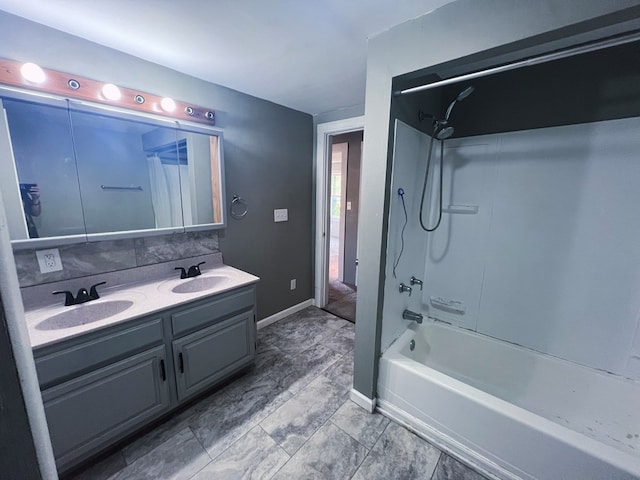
[314,116,364,307]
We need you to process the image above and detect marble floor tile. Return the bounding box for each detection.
[319,325,355,354]
[257,328,283,352]
[292,306,352,330]
[321,352,354,391]
[110,427,210,480]
[271,421,368,480]
[330,400,389,449]
[351,422,441,480]
[254,344,296,380]
[270,343,343,394]
[263,308,344,353]
[190,375,293,459]
[260,376,348,455]
[432,454,488,480]
[190,426,289,480]
[121,390,229,464]
[67,451,126,480]
[263,325,335,356]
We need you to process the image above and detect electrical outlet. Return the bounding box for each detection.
[36,248,63,273]
[274,209,288,222]
[290,279,296,290]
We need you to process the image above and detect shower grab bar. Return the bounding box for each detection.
[101,185,143,191]
[441,204,479,215]
[430,296,466,315]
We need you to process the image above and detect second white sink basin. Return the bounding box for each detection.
[170,275,229,293]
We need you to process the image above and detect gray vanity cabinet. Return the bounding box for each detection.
[170,286,256,401]
[173,310,255,401]
[34,283,257,474]
[41,346,170,470]
[35,316,171,472]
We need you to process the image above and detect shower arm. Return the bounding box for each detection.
[444,99,458,122]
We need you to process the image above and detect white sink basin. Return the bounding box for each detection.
[170,275,229,294]
[36,300,134,330]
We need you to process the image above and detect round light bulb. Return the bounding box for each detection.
[160,97,176,112]
[101,83,121,101]
[20,62,46,84]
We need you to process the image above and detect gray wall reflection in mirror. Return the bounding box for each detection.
[0,93,225,246]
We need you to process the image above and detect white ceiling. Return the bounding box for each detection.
[0,0,453,116]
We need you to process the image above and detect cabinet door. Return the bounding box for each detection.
[173,310,255,401]
[42,345,170,471]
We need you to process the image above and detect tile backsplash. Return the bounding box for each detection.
[14,231,220,287]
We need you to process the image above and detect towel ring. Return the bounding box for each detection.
[230,195,248,219]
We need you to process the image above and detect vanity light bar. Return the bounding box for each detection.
[0,57,215,125]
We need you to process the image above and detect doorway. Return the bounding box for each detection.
[314,116,365,312]
[315,117,364,323]
[324,131,362,322]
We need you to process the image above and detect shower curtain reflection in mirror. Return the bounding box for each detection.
[146,153,180,228]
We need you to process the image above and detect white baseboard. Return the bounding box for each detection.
[257,299,314,330]
[349,389,377,413]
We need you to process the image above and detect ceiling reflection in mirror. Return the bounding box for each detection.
[0,90,225,247]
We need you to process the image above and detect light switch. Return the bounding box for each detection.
[274,209,288,222]
[347,201,352,211]
[36,248,63,273]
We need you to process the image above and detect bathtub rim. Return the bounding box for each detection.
[378,323,640,479]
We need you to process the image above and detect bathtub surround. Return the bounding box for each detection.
[354,0,640,401]
[0,10,313,320]
[349,3,640,480]
[377,86,640,479]
[386,118,640,381]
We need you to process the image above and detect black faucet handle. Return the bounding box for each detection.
[52,290,74,306]
[89,281,107,300]
[75,288,91,304]
[187,262,205,278]
[175,267,187,279]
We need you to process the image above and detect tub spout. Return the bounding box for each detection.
[402,309,423,324]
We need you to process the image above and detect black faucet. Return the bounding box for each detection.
[175,262,206,279]
[53,281,106,306]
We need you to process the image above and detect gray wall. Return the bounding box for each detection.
[0,11,314,319]
[354,0,640,400]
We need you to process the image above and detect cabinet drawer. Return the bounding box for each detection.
[35,317,164,389]
[171,286,254,336]
[42,345,171,472]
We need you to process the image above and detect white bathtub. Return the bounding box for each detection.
[377,322,640,480]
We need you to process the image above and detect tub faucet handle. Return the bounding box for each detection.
[410,276,423,290]
[399,283,412,296]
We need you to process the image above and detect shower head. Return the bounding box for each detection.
[444,85,475,121]
[435,125,454,140]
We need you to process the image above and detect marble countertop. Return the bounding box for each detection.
[26,264,259,350]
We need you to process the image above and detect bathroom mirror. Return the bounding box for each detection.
[0,89,225,248]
